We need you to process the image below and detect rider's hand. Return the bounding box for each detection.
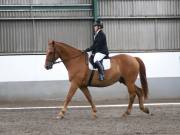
[84,48,91,52]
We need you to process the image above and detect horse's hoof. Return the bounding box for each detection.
[144,107,150,114]
[56,115,63,119]
[56,112,65,119]
[92,112,97,119]
[121,111,130,118]
[121,113,128,118]
[56,115,64,119]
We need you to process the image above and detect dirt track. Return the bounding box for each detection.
[0,102,180,135]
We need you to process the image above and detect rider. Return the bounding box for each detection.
[85,19,109,81]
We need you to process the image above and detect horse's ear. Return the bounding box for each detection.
[52,40,55,46]
[48,40,55,47]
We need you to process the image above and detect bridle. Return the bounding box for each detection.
[46,45,85,69]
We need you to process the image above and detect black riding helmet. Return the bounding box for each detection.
[93,19,103,29]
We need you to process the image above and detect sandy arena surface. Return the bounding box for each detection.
[0,99,180,135]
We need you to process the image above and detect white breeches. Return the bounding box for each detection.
[93,52,106,63]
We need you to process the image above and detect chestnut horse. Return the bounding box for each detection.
[45,40,150,119]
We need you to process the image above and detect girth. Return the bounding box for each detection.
[87,70,95,86]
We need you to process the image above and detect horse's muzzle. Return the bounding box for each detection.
[45,64,53,70]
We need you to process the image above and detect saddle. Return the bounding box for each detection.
[87,52,111,70]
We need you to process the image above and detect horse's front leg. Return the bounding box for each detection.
[57,83,78,119]
[80,87,97,119]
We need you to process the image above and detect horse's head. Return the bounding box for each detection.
[44,40,59,70]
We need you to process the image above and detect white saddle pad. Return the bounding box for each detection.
[87,52,111,70]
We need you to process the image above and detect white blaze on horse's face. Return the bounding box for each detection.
[44,45,55,70]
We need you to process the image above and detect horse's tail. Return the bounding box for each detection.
[135,57,149,99]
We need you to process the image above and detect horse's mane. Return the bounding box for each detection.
[53,41,81,53]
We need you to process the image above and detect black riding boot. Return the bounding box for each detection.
[95,61,104,81]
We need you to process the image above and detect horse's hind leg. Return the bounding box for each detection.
[135,85,150,114]
[57,82,78,119]
[122,83,136,117]
[80,87,97,119]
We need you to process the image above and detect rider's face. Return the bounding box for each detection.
[94,26,98,32]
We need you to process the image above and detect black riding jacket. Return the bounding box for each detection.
[87,30,109,55]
